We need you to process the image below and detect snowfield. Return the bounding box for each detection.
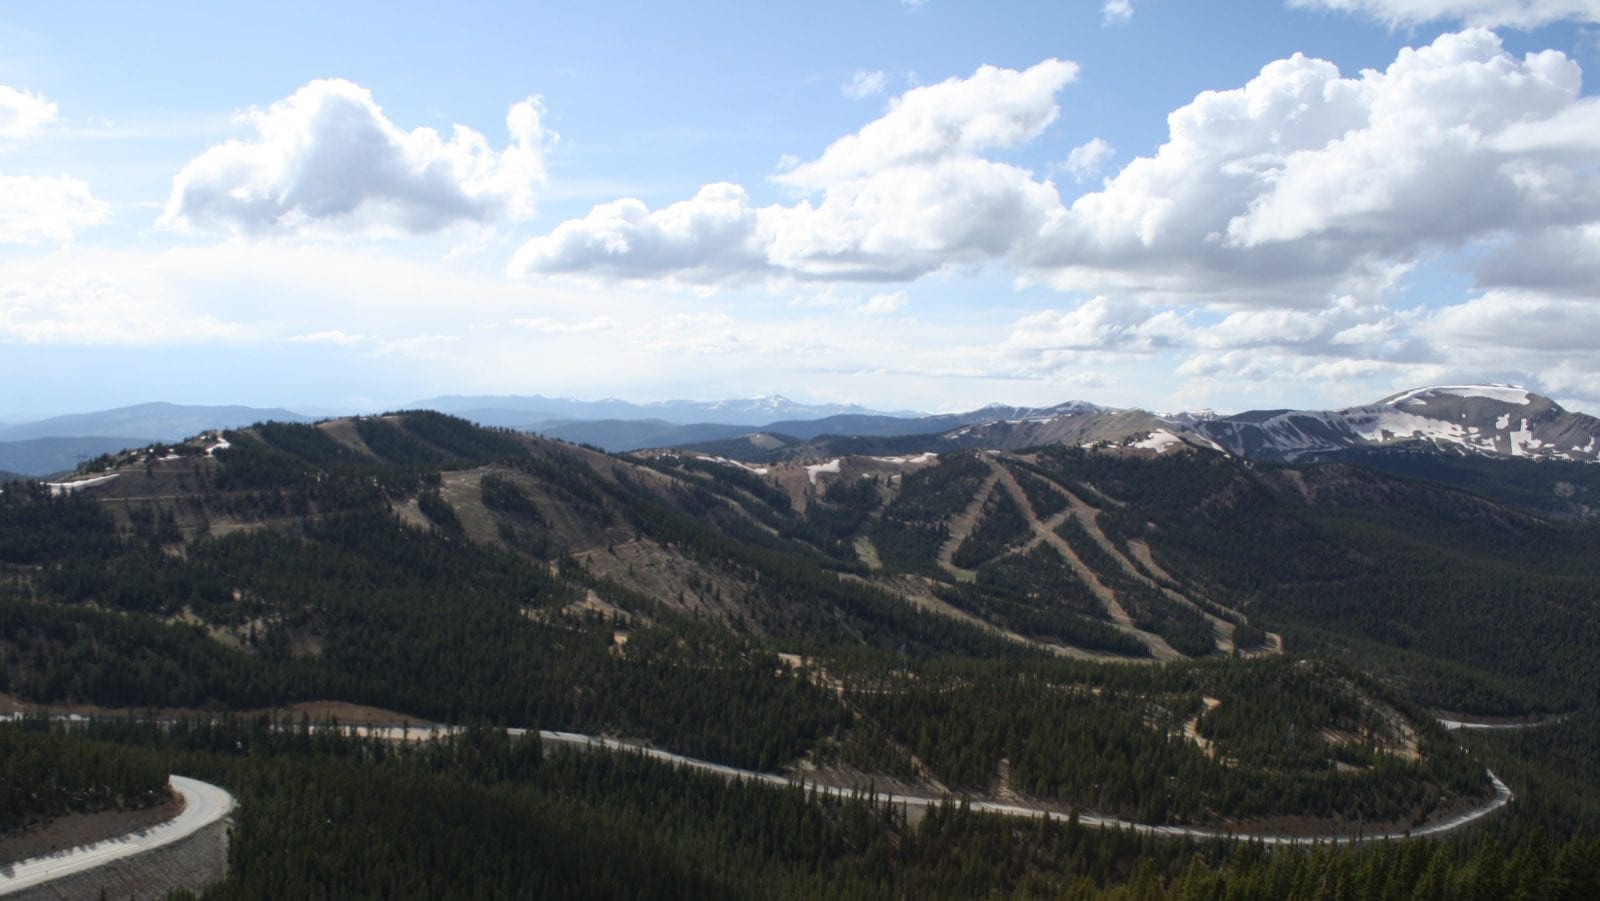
[1386,385,1532,406]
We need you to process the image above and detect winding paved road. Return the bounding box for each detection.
[0,775,235,896]
[0,714,1514,894]
[531,730,1514,847]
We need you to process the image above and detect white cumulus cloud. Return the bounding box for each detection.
[859,291,910,315]
[764,157,1067,281]
[0,175,110,244]
[0,85,58,139]
[777,59,1077,190]
[843,70,888,99]
[511,315,622,333]
[1007,297,1187,357]
[285,330,369,346]
[0,85,108,244]
[1065,137,1115,181]
[1103,1,1136,24]
[1478,225,1600,298]
[512,60,1076,285]
[790,287,911,315]
[509,182,771,284]
[1024,29,1599,307]
[1288,0,1600,28]
[163,78,550,237]
[1192,298,1416,356]
[1427,289,1600,353]
[1003,292,1433,385]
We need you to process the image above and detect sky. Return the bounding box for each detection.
[3,1,1600,419]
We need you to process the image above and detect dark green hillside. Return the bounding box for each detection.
[1027,446,1600,714]
[1323,447,1600,519]
[2,498,852,769]
[1003,459,1070,518]
[949,546,1149,655]
[1,723,170,835]
[952,485,1030,568]
[1054,514,1217,657]
[869,451,991,573]
[1,480,122,564]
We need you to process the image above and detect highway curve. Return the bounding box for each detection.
[0,775,234,897]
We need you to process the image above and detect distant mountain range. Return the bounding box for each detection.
[530,402,1112,452]
[5,385,1596,478]
[0,402,313,443]
[0,397,921,476]
[662,384,1600,469]
[0,402,314,476]
[411,393,923,429]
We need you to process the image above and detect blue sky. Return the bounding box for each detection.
[2,0,1599,419]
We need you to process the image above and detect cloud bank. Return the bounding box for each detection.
[517,33,1600,310]
[0,85,107,243]
[0,175,110,244]
[504,30,1600,401]
[1288,0,1600,28]
[1025,28,1592,306]
[13,23,1600,412]
[511,59,1077,284]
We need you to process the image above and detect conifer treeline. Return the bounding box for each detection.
[4,719,1596,899]
[0,724,170,834]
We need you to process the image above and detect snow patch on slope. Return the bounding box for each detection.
[868,452,939,465]
[1342,408,1506,454]
[805,459,841,485]
[46,472,120,496]
[695,455,770,475]
[1508,419,1534,457]
[1132,430,1184,453]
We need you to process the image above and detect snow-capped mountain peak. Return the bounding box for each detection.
[1182,386,1600,464]
[1378,384,1533,407]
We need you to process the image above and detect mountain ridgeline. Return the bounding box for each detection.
[6,400,1600,895]
[655,385,1600,465]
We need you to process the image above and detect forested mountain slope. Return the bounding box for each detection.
[5,410,1597,841]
